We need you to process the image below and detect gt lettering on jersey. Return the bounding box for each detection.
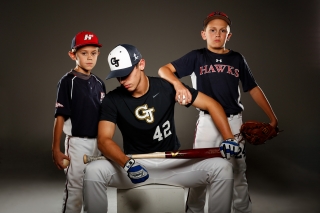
[199,64,239,77]
[135,104,155,123]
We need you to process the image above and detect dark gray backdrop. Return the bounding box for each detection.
[0,1,319,212]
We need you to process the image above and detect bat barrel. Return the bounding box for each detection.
[165,148,221,158]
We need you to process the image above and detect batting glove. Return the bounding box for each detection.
[219,139,240,160]
[123,158,149,184]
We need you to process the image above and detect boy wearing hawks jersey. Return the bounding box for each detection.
[158,12,278,213]
[52,31,106,213]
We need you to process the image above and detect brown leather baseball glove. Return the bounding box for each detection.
[240,121,280,145]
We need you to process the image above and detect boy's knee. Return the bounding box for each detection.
[210,158,233,179]
[84,161,105,181]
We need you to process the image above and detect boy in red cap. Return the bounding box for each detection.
[159,12,278,213]
[52,31,106,213]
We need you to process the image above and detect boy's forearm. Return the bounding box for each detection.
[97,121,130,167]
[250,86,278,125]
[193,92,235,141]
[207,106,235,140]
[98,138,129,167]
[158,64,181,86]
[52,117,64,151]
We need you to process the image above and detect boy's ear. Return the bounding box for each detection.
[68,51,76,60]
[138,59,146,71]
[201,30,207,41]
[227,32,232,41]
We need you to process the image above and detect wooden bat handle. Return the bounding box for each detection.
[83,152,166,164]
[83,155,107,164]
[128,152,166,159]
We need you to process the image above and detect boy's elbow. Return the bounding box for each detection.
[97,135,106,149]
[158,67,163,77]
[159,64,175,75]
[158,66,167,77]
[97,138,103,150]
[249,86,264,96]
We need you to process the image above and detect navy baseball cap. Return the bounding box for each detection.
[203,11,232,28]
[71,31,102,50]
[106,44,142,80]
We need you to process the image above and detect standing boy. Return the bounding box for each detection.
[158,12,278,213]
[83,44,243,213]
[52,31,106,213]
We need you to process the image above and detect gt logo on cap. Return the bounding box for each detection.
[110,57,120,67]
[106,44,142,80]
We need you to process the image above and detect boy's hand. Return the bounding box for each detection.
[219,139,240,160]
[123,159,149,184]
[174,82,192,105]
[52,150,70,170]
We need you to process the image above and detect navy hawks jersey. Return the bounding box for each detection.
[171,48,257,115]
[100,77,198,154]
[55,70,106,138]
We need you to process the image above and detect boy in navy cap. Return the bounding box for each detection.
[82,44,244,213]
[52,31,106,213]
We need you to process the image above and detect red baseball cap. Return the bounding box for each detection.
[203,12,232,28]
[71,31,102,50]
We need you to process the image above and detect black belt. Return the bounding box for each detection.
[202,110,240,117]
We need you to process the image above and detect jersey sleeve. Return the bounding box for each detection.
[100,92,118,124]
[171,50,198,78]
[182,83,199,107]
[239,55,258,92]
[54,77,71,119]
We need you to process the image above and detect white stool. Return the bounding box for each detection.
[117,184,185,213]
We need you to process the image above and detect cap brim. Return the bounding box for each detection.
[106,66,134,80]
[73,43,102,49]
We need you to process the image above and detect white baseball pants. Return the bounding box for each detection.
[187,112,251,213]
[62,136,100,213]
[83,157,233,213]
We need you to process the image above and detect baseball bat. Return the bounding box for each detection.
[83,148,222,164]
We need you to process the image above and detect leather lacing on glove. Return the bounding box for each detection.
[236,121,283,145]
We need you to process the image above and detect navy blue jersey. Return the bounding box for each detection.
[171,49,257,114]
[100,77,198,154]
[55,70,106,138]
